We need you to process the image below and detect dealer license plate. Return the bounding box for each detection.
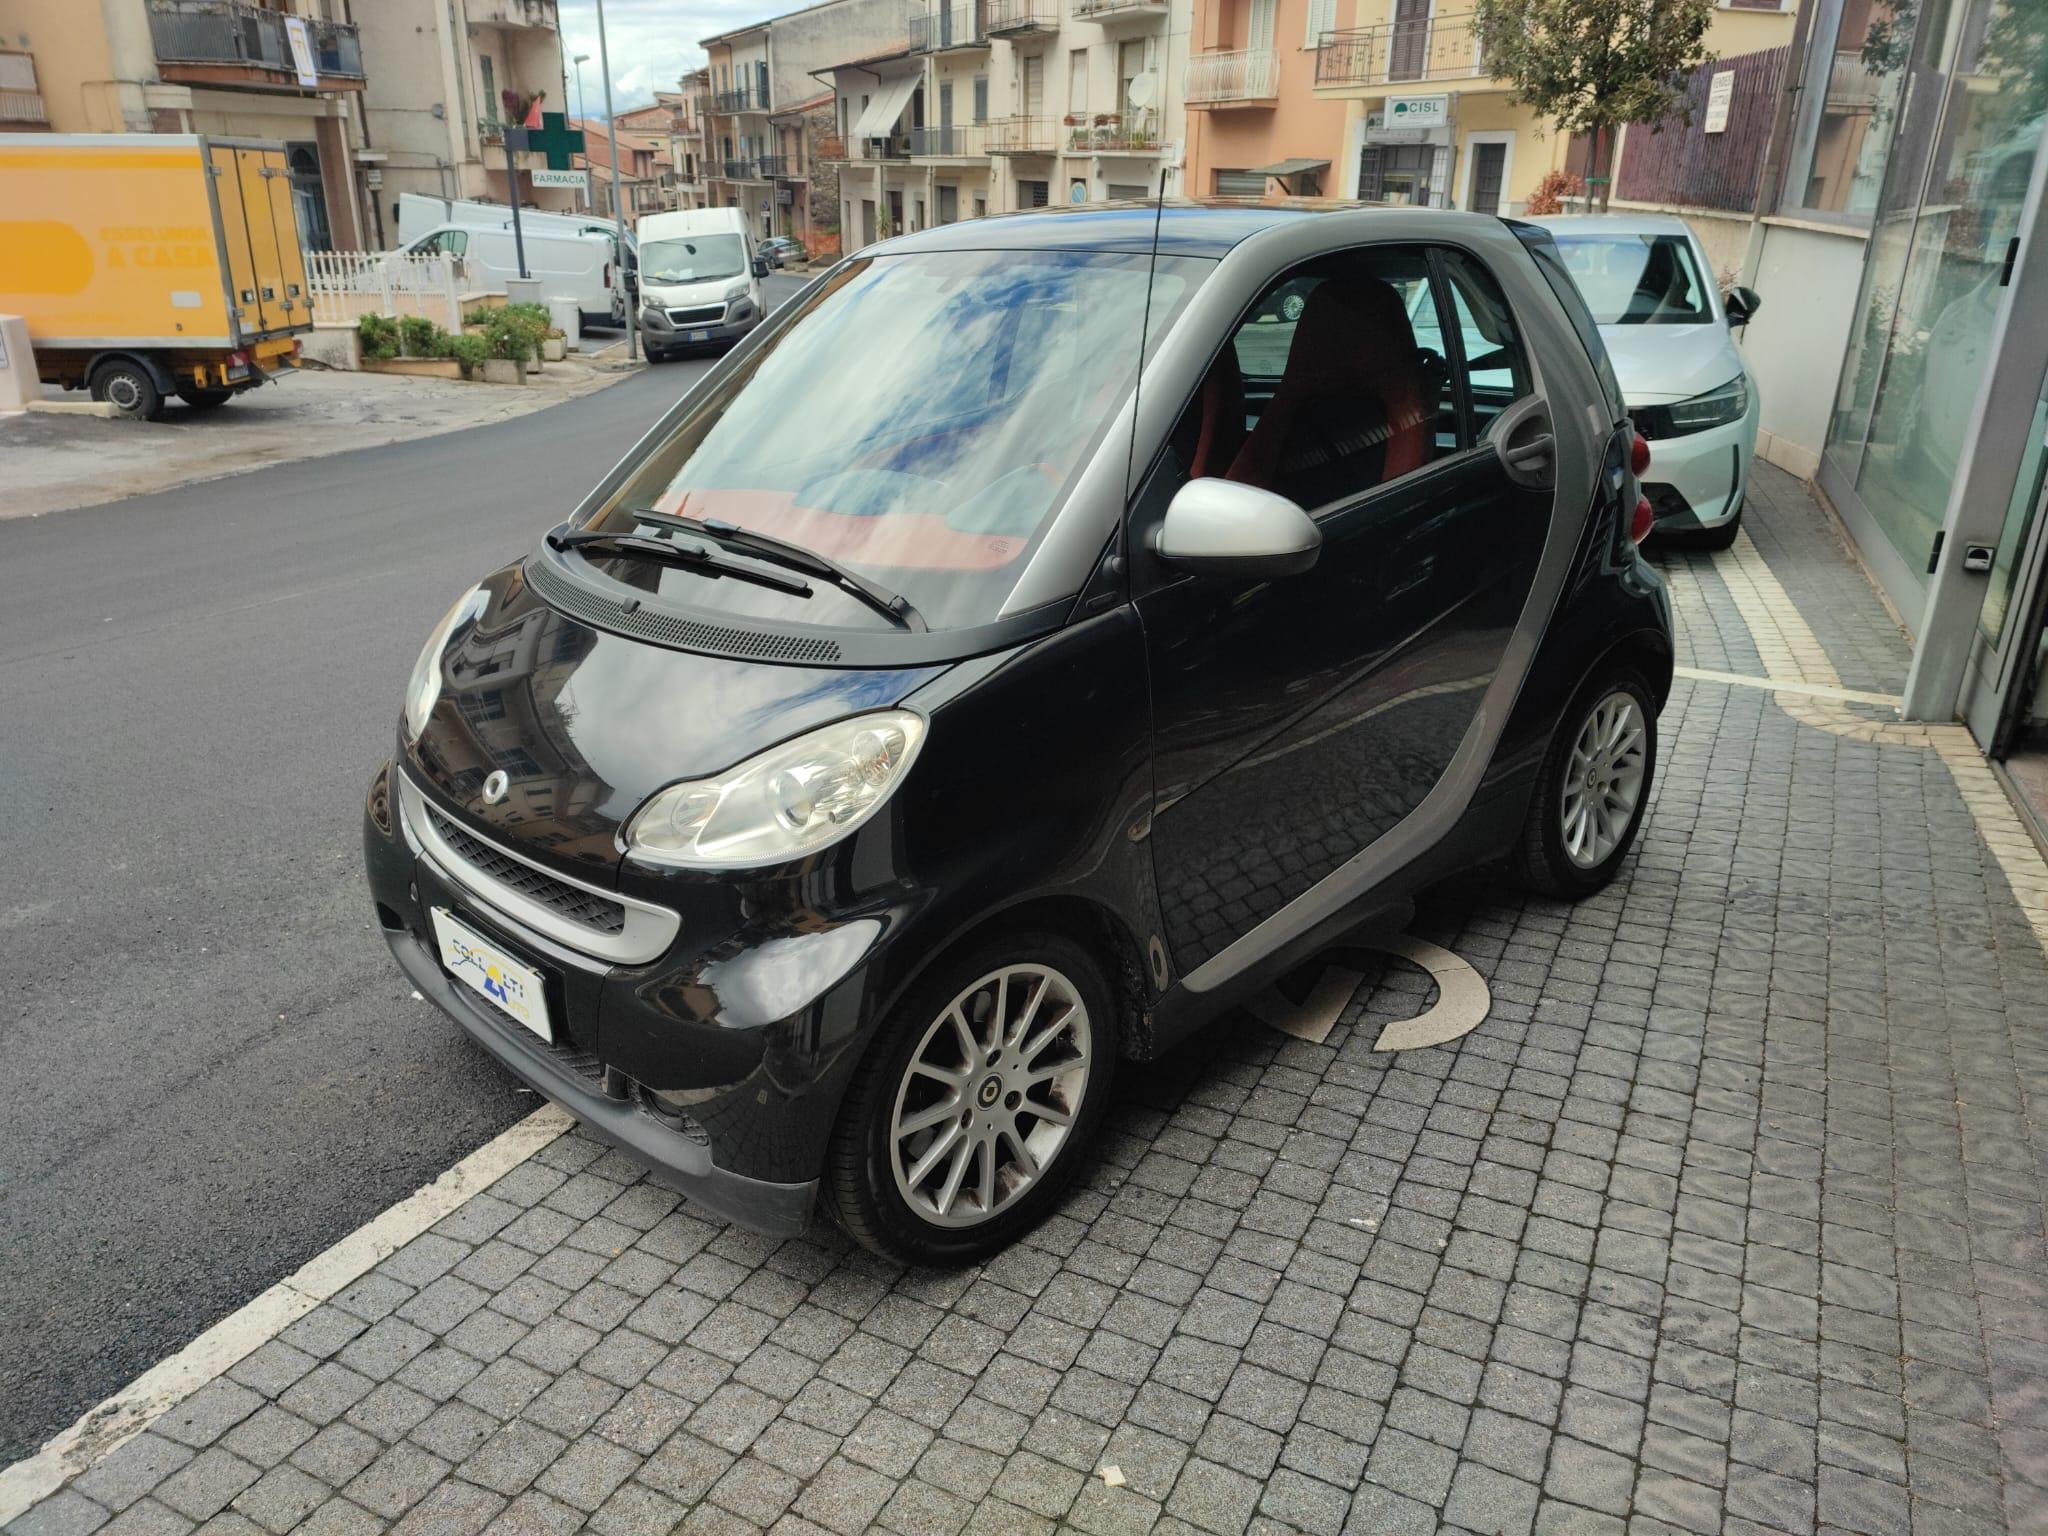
[432,908,551,1043]
[688,329,711,343]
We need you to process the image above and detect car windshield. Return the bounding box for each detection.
[642,234,747,284]
[1549,232,1711,326]
[573,247,1204,631]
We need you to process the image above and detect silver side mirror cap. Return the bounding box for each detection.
[1154,477,1321,579]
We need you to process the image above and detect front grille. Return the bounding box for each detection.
[527,554,844,663]
[424,803,626,936]
[666,304,726,326]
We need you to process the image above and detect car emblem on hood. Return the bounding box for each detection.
[481,770,510,806]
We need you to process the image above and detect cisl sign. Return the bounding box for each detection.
[1385,94,1451,130]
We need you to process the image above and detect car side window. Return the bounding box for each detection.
[442,230,469,259]
[1164,246,1453,513]
[1434,249,1531,442]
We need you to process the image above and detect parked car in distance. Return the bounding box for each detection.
[1532,213,1760,548]
[757,236,805,269]
[365,203,1671,1263]
[636,207,770,361]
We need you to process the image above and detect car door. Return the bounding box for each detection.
[1135,242,1552,983]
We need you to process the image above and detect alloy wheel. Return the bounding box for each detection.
[1561,689,1648,868]
[888,964,1091,1228]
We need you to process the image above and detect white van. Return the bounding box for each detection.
[393,195,629,328]
[634,207,768,360]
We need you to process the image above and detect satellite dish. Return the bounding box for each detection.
[1125,72,1156,109]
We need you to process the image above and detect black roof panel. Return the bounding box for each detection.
[862,198,1387,259]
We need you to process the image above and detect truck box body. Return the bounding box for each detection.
[0,132,308,413]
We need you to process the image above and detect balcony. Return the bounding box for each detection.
[1062,108,1161,153]
[1072,0,1170,23]
[757,153,797,178]
[722,156,763,180]
[466,0,559,29]
[713,84,769,114]
[848,133,913,162]
[1314,12,1487,88]
[909,123,989,158]
[147,2,364,88]
[910,3,988,51]
[987,116,1056,154]
[0,49,46,127]
[1184,48,1277,108]
[984,0,1057,37]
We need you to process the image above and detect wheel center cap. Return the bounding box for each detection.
[976,1075,1002,1108]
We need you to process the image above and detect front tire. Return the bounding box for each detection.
[90,358,164,421]
[825,932,1116,1265]
[1513,668,1657,899]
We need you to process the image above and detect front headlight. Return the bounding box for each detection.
[403,586,485,739]
[725,280,751,302]
[1641,374,1750,437]
[625,710,926,869]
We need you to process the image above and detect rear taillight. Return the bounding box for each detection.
[228,349,250,367]
[1630,432,1651,478]
[1631,496,1654,545]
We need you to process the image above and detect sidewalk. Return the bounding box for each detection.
[7,462,2047,1536]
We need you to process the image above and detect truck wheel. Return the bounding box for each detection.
[176,387,234,411]
[824,932,1116,1265]
[90,359,165,421]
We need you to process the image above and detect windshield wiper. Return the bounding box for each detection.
[631,509,927,633]
[546,529,813,598]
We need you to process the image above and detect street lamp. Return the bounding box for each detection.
[571,53,591,212]
[594,0,636,361]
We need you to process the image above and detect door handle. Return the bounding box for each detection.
[1491,394,1557,490]
[1504,434,1554,470]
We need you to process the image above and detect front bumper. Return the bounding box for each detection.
[1634,402,1758,531]
[638,299,757,351]
[365,762,843,1235]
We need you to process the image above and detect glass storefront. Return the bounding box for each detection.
[1820,0,2048,619]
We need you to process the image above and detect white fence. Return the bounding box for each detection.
[306,250,465,330]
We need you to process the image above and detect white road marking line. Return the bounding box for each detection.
[1671,664,1903,709]
[0,1105,574,1526]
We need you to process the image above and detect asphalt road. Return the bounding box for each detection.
[0,278,805,1464]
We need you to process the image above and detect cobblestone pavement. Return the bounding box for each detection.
[9,462,2048,1536]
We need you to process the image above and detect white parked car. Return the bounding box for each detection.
[1532,214,1760,548]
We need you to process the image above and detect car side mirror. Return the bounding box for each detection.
[1154,478,1321,578]
[1723,285,1761,326]
[752,257,770,278]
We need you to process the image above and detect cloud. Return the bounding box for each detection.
[555,0,770,115]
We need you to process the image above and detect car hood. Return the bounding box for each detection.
[1597,322,1745,406]
[643,276,743,307]
[405,563,943,882]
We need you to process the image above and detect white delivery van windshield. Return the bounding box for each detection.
[574,248,1205,631]
[642,235,748,285]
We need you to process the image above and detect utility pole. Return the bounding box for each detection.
[572,53,591,213]
[595,0,637,360]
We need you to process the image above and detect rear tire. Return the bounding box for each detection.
[824,931,1117,1265]
[1513,667,1657,899]
[90,358,164,421]
[176,386,234,410]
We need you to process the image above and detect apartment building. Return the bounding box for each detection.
[0,0,370,247]
[823,0,1191,247]
[354,0,574,243]
[702,0,902,251]
[673,68,713,209]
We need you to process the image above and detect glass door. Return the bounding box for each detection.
[1962,375,2048,749]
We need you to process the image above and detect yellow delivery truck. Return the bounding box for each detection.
[0,133,310,419]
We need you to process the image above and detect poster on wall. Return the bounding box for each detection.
[283,17,318,88]
[1704,71,1735,134]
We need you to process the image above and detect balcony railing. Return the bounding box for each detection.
[849,133,913,161]
[1314,12,1487,87]
[757,153,796,178]
[0,87,44,124]
[1072,0,1170,19]
[909,123,988,157]
[984,0,1057,35]
[1061,107,1160,152]
[148,2,364,82]
[910,3,988,51]
[987,116,1055,154]
[1184,48,1277,106]
[713,84,769,113]
[466,0,560,29]
[722,156,762,180]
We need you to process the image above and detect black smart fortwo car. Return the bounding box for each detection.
[365,202,1671,1264]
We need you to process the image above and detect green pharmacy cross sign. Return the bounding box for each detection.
[498,112,587,278]
[505,112,586,170]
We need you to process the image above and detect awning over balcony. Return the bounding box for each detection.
[851,72,920,138]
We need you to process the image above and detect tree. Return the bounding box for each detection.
[1469,0,1716,210]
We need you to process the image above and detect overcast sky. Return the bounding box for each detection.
[554,0,760,116]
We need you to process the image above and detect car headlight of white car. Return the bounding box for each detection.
[403,586,486,739]
[625,710,926,868]
[1639,374,1750,438]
